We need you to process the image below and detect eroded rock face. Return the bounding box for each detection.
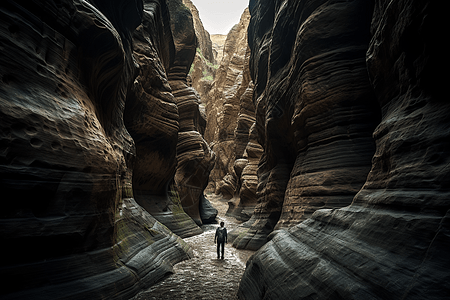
[168,0,217,225]
[231,0,380,251]
[204,8,254,200]
[182,0,216,111]
[124,0,202,238]
[210,34,227,64]
[238,0,450,299]
[0,0,192,298]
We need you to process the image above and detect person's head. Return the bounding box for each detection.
[220,221,224,227]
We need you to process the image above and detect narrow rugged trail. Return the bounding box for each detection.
[133,194,254,300]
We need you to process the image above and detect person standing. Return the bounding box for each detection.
[214,221,227,259]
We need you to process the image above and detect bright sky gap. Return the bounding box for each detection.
[190,0,249,35]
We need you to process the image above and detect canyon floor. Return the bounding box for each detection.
[133,194,255,300]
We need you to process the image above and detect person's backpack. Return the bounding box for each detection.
[217,228,225,242]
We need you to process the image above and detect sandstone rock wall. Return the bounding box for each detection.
[182,0,216,107]
[0,0,199,298]
[231,0,380,251]
[238,0,450,299]
[211,34,227,64]
[204,8,256,201]
[168,0,217,226]
[125,0,202,238]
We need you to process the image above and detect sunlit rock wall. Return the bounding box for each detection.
[168,0,216,226]
[231,0,380,251]
[124,0,202,238]
[239,0,450,299]
[0,0,192,298]
[204,8,254,200]
[182,0,216,100]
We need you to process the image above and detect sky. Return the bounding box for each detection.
[190,0,249,35]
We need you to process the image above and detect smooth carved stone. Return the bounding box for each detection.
[239,0,449,299]
[175,128,216,225]
[168,0,216,225]
[124,0,202,238]
[204,9,253,199]
[0,0,192,298]
[232,0,379,251]
[228,123,263,222]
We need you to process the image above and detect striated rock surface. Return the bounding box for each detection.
[182,0,214,63]
[228,120,263,221]
[204,8,254,200]
[231,0,380,251]
[210,34,227,64]
[168,0,217,226]
[0,0,192,299]
[125,0,202,238]
[239,0,450,299]
[182,0,216,106]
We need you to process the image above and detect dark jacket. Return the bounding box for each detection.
[215,227,227,243]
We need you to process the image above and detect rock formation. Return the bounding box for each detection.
[210,34,227,64]
[238,0,450,299]
[125,0,202,238]
[227,119,263,221]
[168,0,217,226]
[0,0,197,298]
[231,0,380,251]
[182,0,217,105]
[204,8,255,201]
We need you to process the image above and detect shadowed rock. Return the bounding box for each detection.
[238,0,450,299]
[0,0,192,298]
[231,0,380,251]
[168,0,217,225]
[124,0,202,238]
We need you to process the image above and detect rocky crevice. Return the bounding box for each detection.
[204,9,259,204]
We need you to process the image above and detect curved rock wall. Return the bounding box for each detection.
[0,0,193,298]
[204,8,255,200]
[183,0,215,101]
[239,0,449,299]
[125,0,202,238]
[231,0,380,251]
[168,0,217,226]
[182,0,215,127]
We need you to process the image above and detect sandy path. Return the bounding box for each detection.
[133,194,254,300]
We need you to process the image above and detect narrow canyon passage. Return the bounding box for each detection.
[133,194,255,300]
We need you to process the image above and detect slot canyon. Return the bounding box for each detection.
[0,0,448,299]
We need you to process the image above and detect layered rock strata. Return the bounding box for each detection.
[227,120,263,221]
[231,0,380,251]
[204,8,255,201]
[239,0,450,299]
[125,0,202,238]
[0,0,193,298]
[168,0,217,226]
[182,0,216,105]
[210,34,227,64]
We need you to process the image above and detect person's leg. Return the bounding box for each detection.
[220,242,224,259]
[217,242,220,259]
